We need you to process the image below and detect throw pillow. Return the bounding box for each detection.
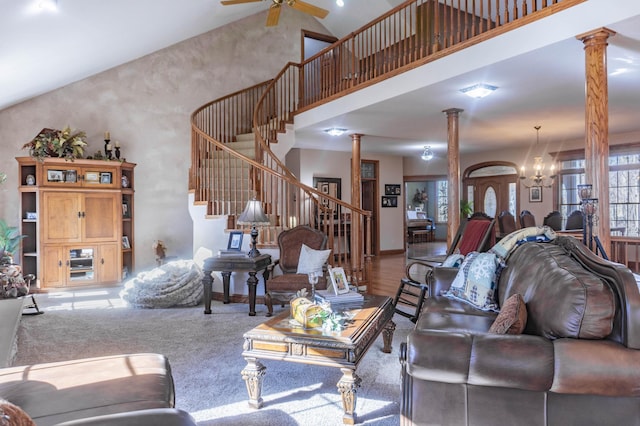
[296,244,332,274]
[489,293,527,334]
[442,254,465,268]
[0,399,36,426]
[444,251,499,311]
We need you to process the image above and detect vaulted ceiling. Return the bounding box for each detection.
[3,0,640,157]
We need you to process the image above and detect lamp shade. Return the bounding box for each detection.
[237,199,269,224]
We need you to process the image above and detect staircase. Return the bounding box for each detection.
[189,0,580,289]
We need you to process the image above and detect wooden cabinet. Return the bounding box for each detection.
[16,157,135,289]
[41,192,119,243]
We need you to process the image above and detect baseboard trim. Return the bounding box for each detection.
[380,249,405,255]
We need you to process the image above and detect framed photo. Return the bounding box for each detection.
[64,170,77,183]
[385,184,401,196]
[47,169,64,182]
[122,236,131,249]
[529,186,542,203]
[100,172,112,184]
[85,172,100,183]
[381,196,398,208]
[122,201,130,218]
[329,266,350,295]
[227,231,243,251]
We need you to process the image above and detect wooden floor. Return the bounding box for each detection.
[368,242,446,297]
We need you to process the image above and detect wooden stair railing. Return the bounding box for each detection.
[190,0,584,287]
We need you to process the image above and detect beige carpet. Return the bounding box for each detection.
[14,286,414,425]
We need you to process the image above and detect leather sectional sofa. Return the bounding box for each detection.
[400,236,640,426]
[0,353,196,425]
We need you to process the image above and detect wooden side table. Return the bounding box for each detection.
[202,254,271,316]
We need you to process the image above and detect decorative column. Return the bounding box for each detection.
[577,28,615,255]
[350,134,364,283]
[443,108,464,249]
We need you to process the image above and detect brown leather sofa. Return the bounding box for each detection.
[399,236,640,426]
[0,353,196,426]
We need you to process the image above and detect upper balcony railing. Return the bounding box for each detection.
[297,0,582,112]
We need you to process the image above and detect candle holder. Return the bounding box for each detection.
[104,139,112,160]
[115,146,121,160]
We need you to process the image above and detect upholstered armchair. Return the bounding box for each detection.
[264,225,331,317]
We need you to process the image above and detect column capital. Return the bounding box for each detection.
[442,108,464,115]
[577,27,616,44]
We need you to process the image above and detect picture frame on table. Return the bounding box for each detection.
[227,231,243,251]
[122,236,131,249]
[529,186,542,203]
[329,266,350,295]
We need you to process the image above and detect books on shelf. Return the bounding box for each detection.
[315,289,363,304]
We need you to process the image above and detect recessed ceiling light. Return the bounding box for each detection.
[38,0,58,11]
[336,0,345,6]
[324,128,347,136]
[460,83,498,99]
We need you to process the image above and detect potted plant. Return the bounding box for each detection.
[22,126,87,161]
[460,200,473,218]
[0,220,25,265]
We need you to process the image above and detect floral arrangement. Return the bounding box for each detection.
[22,126,87,161]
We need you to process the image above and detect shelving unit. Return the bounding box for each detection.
[16,157,136,289]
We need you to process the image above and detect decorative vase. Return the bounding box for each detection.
[121,175,129,188]
[26,174,35,185]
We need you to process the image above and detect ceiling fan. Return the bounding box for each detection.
[220,0,329,27]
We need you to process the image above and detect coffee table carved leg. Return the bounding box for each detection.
[247,271,258,316]
[337,368,362,425]
[221,271,231,304]
[382,319,396,353]
[242,357,266,409]
[202,268,213,314]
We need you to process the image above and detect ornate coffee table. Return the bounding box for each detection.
[241,295,396,424]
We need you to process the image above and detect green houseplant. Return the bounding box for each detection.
[22,126,87,161]
[0,220,25,265]
[460,200,473,218]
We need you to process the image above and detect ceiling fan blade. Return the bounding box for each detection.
[266,4,281,26]
[289,0,329,19]
[220,0,263,5]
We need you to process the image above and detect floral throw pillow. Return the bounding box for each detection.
[443,251,499,311]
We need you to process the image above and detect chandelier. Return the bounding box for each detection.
[519,126,556,188]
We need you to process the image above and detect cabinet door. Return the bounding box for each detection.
[83,193,120,241]
[97,243,121,283]
[42,245,65,288]
[42,192,82,243]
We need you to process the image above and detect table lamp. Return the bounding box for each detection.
[237,197,270,257]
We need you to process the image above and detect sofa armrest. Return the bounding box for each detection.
[431,267,459,296]
[54,408,197,426]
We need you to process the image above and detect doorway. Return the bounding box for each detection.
[361,160,379,256]
[463,162,520,218]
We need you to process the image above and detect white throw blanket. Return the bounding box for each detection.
[120,259,204,308]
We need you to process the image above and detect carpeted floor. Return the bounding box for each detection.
[14,286,414,425]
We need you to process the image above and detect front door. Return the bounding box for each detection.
[463,163,519,218]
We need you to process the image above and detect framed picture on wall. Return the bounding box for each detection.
[385,184,401,196]
[529,186,542,203]
[382,196,398,207]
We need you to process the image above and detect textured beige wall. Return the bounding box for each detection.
[0,10,327,271]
